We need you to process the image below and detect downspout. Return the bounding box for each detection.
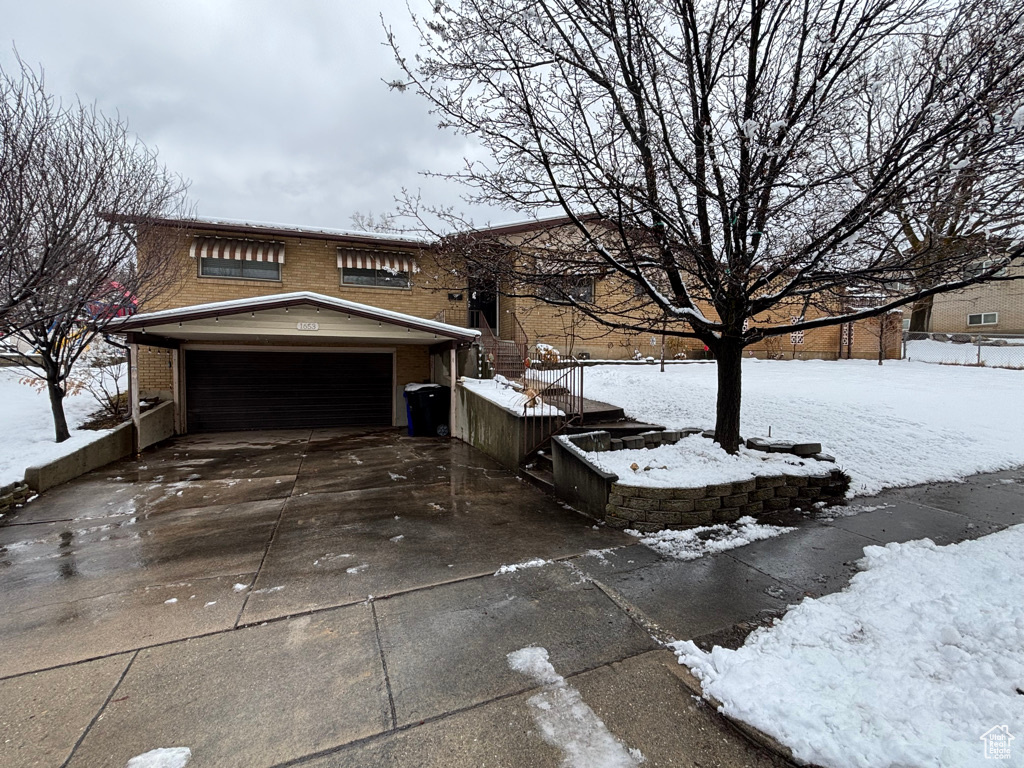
[449,343,458,438]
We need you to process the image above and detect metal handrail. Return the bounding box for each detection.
[521,361,584,458]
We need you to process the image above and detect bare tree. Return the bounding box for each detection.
[389,0,1024,452]
[350,210,401,233]
[0,59,190,442]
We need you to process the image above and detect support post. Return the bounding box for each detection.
[171,348,182,434]
[129,343,141,452]
[449,344,458,438]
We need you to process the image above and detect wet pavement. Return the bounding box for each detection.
[0,427,1020,767]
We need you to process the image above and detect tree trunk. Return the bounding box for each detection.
[47,377,71,443]
[714,341,743,454]
[908,296,933,332]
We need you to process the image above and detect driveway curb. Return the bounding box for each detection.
[666,660,808,767]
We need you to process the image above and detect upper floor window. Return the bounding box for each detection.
[342,266,411,289]
[191,236,285,281]
[337,248,418,289]
[200,257,280,281]
[963,259,1009,280]
[539,276,595,303]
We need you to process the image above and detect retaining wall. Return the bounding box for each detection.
[551,435,617,518]
[454,382,564,471]
[24,422,135,494]
[19,403,178,496]
[556,430,850,530]
[137,401,175,452]
[605,471,849,531]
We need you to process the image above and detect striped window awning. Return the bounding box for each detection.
[190,237,286,264]
[337,249,420,274]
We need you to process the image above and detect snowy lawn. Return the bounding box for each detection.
[674,525,1024,768]
[0,367,112,487]
[584,359,1024,496]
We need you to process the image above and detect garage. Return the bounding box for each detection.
[184,349,393,432]
[108,292,480,440]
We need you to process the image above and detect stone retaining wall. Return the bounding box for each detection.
[0,480,33,515]
[605,470,849,531]
[559,428,851,530]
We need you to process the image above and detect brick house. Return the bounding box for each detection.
[111,217,481,434]
[111,214,900,436]
[922,262,1024,334]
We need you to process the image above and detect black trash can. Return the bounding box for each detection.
[403,384,451,437]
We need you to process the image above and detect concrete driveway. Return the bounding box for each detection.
[0,429,787,768]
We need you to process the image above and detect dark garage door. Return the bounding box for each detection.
[185,350,393,432]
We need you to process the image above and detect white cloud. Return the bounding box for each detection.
[0,0,495,228]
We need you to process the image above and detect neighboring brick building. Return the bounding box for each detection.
[924,263,1024,334]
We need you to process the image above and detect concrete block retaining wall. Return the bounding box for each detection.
[557,430,850,530]
[17,403,179,497]
[604,471,849,531]
[455,382,565,471]
[137,401,175,452]
[0,481,33,515]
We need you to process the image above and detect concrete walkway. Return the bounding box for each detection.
[0,427,1020,767]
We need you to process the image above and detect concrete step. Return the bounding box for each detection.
[563,421,665,438]
[519,466,555,494]
[531,451,553,473]
[579,397,626,424]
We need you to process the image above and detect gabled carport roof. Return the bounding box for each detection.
[108,291,481,343]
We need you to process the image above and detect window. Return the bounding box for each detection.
[341,267,411,289]
[539,276,595,303]
[200,257,280,281]
[337,249,418,289]
[967,312,998,326]
[963,260,1009,280]
[789,315,805,345]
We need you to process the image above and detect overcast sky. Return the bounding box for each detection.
[0,0,503,230]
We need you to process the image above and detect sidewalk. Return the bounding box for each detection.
[575,465,1024,651]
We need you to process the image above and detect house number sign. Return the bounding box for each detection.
[296,322,320,331]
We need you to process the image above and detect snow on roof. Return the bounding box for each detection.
[108,291,481,340]
[163,215,432,245]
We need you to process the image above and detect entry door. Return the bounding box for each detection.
[468,272,498,333]
[184,350,393,432]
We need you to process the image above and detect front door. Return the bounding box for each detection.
[468,273,498,333]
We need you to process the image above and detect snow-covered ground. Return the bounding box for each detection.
[581,433,829,488]
[0,367,111,487]
[675,526,1024,768]
[461,375,564,416]
[906,338,1024,369]
[584,360,1024,497]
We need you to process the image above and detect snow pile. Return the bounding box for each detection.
[461,375,564,416]
[627,517,793,561]
[584,434,827,488]
[508,647,644,767]
[674,526,1024,768]
[125,747,192,768]
[495,557,551,575]
[0,368,114,487]
[584,360,1024,496]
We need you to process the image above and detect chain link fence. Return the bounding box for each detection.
[904,332,1024,369]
